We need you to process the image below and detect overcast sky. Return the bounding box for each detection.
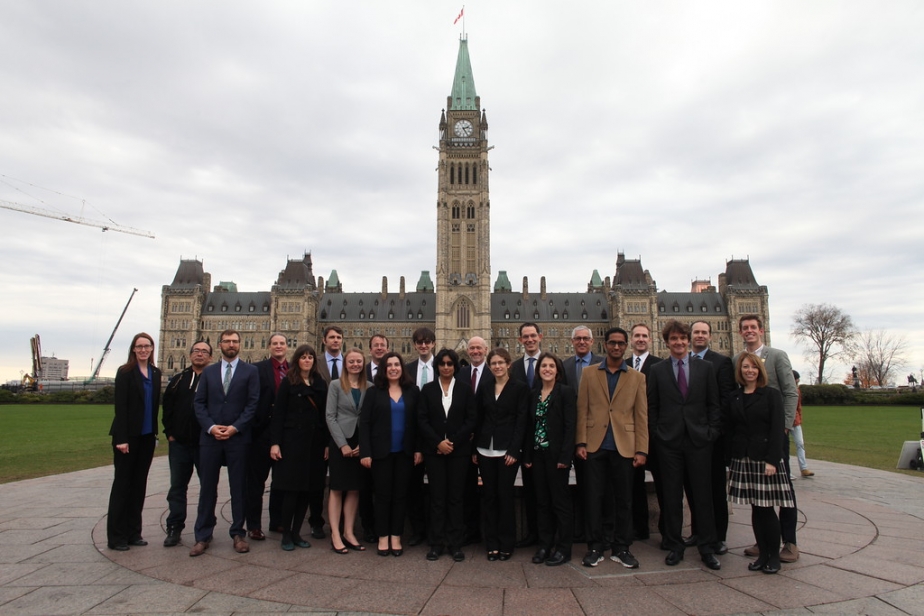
[1,1,922,385]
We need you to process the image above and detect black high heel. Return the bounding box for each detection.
[343,540,366,551]
[331,540,349,555]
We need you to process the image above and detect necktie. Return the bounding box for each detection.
[471,366,477,391]
[276,362,287,391]
[635,356,641,370]
[330,357,339,380]
[677,359,688,399]
[421,364,429,386]
[223,363,232,394]
[527,357,536,387]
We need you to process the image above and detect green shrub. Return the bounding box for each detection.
[0,389,16,404]
[800,384,855,405]
[91,386,115,404]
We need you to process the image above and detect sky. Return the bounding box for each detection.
[1,1,922,385]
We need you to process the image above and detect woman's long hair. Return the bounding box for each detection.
[372,351,413,389]
[287,344,322,385]
[119,333,155,373]
[339,348,369,394]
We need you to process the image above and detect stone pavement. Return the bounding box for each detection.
[1,456,923,615]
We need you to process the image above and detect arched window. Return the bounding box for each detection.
[464,164,469,184]
[167,356,174,369]
[472,165,477,185]
[457,302,471,329]
[452,204,460,219]
[450,166,455,185]
[467,204,475,219]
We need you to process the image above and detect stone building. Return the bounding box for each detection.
[158,38,771,378]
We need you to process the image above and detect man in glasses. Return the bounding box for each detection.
[575,327,648,570]
[161,341,212,547]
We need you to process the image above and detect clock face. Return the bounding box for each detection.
[454,119,474,137]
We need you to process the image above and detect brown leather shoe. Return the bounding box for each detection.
[233,536,250,553]
[779,542,799,562]
[248,529,266,541]
[743,543,760,557]
[189,541,209,557]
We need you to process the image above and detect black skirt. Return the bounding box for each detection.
[328,435,364,491]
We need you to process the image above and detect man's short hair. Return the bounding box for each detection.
[412,327,435,344]
[570,325,592,339]
[190,341,212,355]
[661,320,691,343]
[630,323,651,335]
[691,320,711,333]
[268,332,287,343]
[323,325,344,338]
[519,322,541,336]
[219,329,240,343]
[603,326,629,342]
[369,333,389,347]
[738,314,763,330]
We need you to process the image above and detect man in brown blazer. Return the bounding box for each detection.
[575,326,648,569]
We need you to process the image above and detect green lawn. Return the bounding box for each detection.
[0,404,167,484]
[798,405,922,474]
[0,404,921,484]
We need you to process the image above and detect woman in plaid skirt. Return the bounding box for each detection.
[727,352,795,574]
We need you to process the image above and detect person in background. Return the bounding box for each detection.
[791,371,814,478]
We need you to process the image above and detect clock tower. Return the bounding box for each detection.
[435,37,492,352]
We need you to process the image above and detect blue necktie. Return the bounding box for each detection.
[527,357,536,387]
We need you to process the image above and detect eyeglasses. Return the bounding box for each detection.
[572,336,592,342]
[191,348,211,355]
[438,361,454,367]
[220,340,240,345]
[605,340,628,347]
[134,344,153,350]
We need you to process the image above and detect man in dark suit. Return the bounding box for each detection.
[647,320,722,570]
[509,322,543,547]
[458,335,492,545]
[629,323,663,541]
[245,333,288,540]
[575,326,648,569]
[404,326,436,546]
[366,333,389,381]
[687,321,736,553]
[161,341,212,547]
[735,314,800,563]
[190,329,260,557]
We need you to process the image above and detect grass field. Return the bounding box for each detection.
[0,404,167,484]
[0,404,921,484]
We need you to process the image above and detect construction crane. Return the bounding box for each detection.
[0,199,155,239]
[85,288,139,385]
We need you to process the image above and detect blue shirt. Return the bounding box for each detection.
[140,366,154,435]
[390,396,406,453]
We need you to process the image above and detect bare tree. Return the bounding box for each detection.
[791,303,856,384]
[854,329,908,387]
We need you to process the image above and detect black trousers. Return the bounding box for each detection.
[583,448,633,553]
[463,458,482,540]
[779,437,798,545]
[281,490,310,538]
[165,440,200,530]
[107,434,156,546]
[531,450,573,556]
[686,436,729,542]
[425,453,469,548]
[657,438,715,555]
[372,452,413,537]
[477,453,519,553]
[405,461,427,537]
[245,426,281,531]
[307,431,327,529]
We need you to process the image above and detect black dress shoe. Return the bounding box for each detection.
[762,562,780,574]
[714,541,728,555]
[310,526,326,539]
[545,551,570,566]
[701,554,721,570]
[498,551,512,561]
[128,538,148,546]
[408,533,425,547]
[487,551,499,561]
[426,546,443,561]
[163,527,181,547]
[682,535,698,547]
[665,550,684,566]
[108,543,129,551]
[451,549,465,562]
[748,558,768,572]
[531,548,550,564]
[515,534,538,548]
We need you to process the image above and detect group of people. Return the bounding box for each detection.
[105,314,804,575]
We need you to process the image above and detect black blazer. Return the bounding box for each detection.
[474,378,529,459]
[417,378,477,457]
[561,354,603,388]
[254,359,282,432]
[523,382,577,467]
[110,364,162,445]
[510,355,540,390]
[634,354,663,377]
[701,350,736,399]
[727,386,785,469]
[359,385,420,460]
[458,363,494,395]
[647,357,720,448]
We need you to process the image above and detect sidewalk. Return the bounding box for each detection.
[0,456,922,615]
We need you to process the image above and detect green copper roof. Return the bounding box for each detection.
[590,270,603,287]
[326,270,340,290]
[494,270,512,292]
[416,271,434,292]
[450,38,478,110]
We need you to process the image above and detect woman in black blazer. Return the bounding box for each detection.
[270,345,329,551]
[107,332,161,551]
[473,347,528,561]
[359,352,422,557]
[523,352,576,566]
[727,352,795,574]
[418,349,477,562]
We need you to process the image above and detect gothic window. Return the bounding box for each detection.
[180,356,186,370]
[450,166,455,185]
[167,356,174,369]
[467,204,475,219]
[457,302,470,328]
[472,165,477,185]
[466,223,475,232]
[465,165,469,184]
[452,223,460,232]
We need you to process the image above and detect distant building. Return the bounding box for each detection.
[158,38,771,377]
[38,357,69,381]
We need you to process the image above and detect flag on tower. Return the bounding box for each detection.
[454,8,464,25]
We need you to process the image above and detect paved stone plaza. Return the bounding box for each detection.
[0,455,922,615]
